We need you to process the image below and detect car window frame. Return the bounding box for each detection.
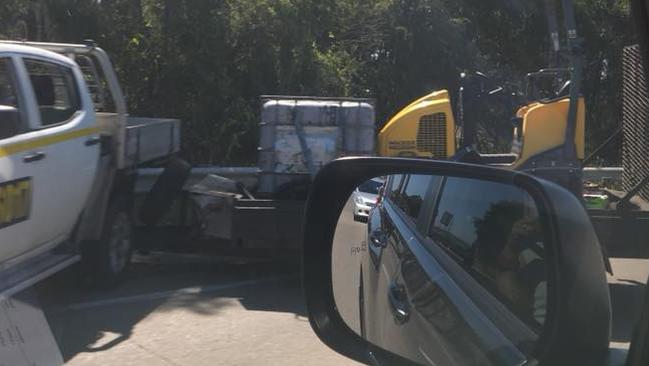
[382,184,539,363]
[0,55,28,140]
[422,176,547,333]
[19,56,83,130]
[411,210,541,355]
[385,174,439,226]
[399,174,433,220]
[386,174,405,203]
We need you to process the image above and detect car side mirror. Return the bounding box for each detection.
[303,157,611,366]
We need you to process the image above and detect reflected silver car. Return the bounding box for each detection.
[351,178,384,222]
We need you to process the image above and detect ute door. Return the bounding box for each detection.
[360,174,405,345]
[0,55,45,263]
[19,56,100,248]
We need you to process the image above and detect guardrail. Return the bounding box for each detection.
[135,166,624,193]
[132,166,624,228]
[135,166,260,193]
[583,167,623,183]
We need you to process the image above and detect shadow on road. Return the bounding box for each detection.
[37,251,304,362]
[610,280,647,343]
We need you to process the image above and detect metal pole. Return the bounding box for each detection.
[544,0,561,68]
[561,0,582,162]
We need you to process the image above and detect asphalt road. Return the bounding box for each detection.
[28,197,649,366]
[608,258,649,347]
[36,252,362,366]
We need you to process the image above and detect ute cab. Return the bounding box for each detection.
[0,44,100,266]
[0,40,183,296]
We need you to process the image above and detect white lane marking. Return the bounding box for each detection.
[381,264,390,280]
[64,275,297,311]
[418,346,438,366]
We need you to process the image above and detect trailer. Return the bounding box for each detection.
[187,96,375,256]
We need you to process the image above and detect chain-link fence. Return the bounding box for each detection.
[622,44,649,201]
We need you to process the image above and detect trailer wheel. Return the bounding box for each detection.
[82,199,132,286]
[140,157,191,226]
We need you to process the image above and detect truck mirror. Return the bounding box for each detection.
[303,157,611,365]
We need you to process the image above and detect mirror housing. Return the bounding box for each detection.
[303,157,611,365]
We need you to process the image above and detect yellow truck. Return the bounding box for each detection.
[377,85,585,166]
[378,70,585,197]
[378,0,587,197]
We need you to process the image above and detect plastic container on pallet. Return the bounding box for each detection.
[258,96,375,194]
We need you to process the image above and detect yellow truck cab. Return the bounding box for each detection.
[377,87,585,173]
[378,90,456,159]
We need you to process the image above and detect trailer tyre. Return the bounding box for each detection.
[82,198,133,286]
[140,157,191,226]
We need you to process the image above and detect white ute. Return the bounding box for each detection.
[0,40,186,297]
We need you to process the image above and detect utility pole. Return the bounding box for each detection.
[561,0,583,162]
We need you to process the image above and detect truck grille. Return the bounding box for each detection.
[417,113,447,158]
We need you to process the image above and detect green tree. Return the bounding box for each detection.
[0,0,635,165]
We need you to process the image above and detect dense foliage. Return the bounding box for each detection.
[0,0,634,165]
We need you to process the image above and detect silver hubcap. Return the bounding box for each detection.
[108,212,131,273]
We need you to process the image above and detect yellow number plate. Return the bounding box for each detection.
[0,178,32,228]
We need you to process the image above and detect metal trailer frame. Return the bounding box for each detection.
[183,95,376,255]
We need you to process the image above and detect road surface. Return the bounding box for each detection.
[25,195,649,365]
[37,253,362,366]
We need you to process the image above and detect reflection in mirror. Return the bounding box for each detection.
[332,174,549,366]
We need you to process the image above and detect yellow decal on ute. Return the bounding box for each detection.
[0,177,31,228]
[0,127,100,158]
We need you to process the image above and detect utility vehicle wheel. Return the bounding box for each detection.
[82,199,133,286]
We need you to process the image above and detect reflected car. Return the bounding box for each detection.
[360,173,548,365]
[351,178,384,222]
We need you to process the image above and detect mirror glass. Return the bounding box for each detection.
[332,173,549,366]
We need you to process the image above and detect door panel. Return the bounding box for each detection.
[381,175,541,365]
[20,57,99,246]
[378,203,492,366]
[390,247,484,365]
[332,172,553,366]
[390,224,526,365]
[362,202,400,346]
[0,56,40,263]
[393,176,543,365]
